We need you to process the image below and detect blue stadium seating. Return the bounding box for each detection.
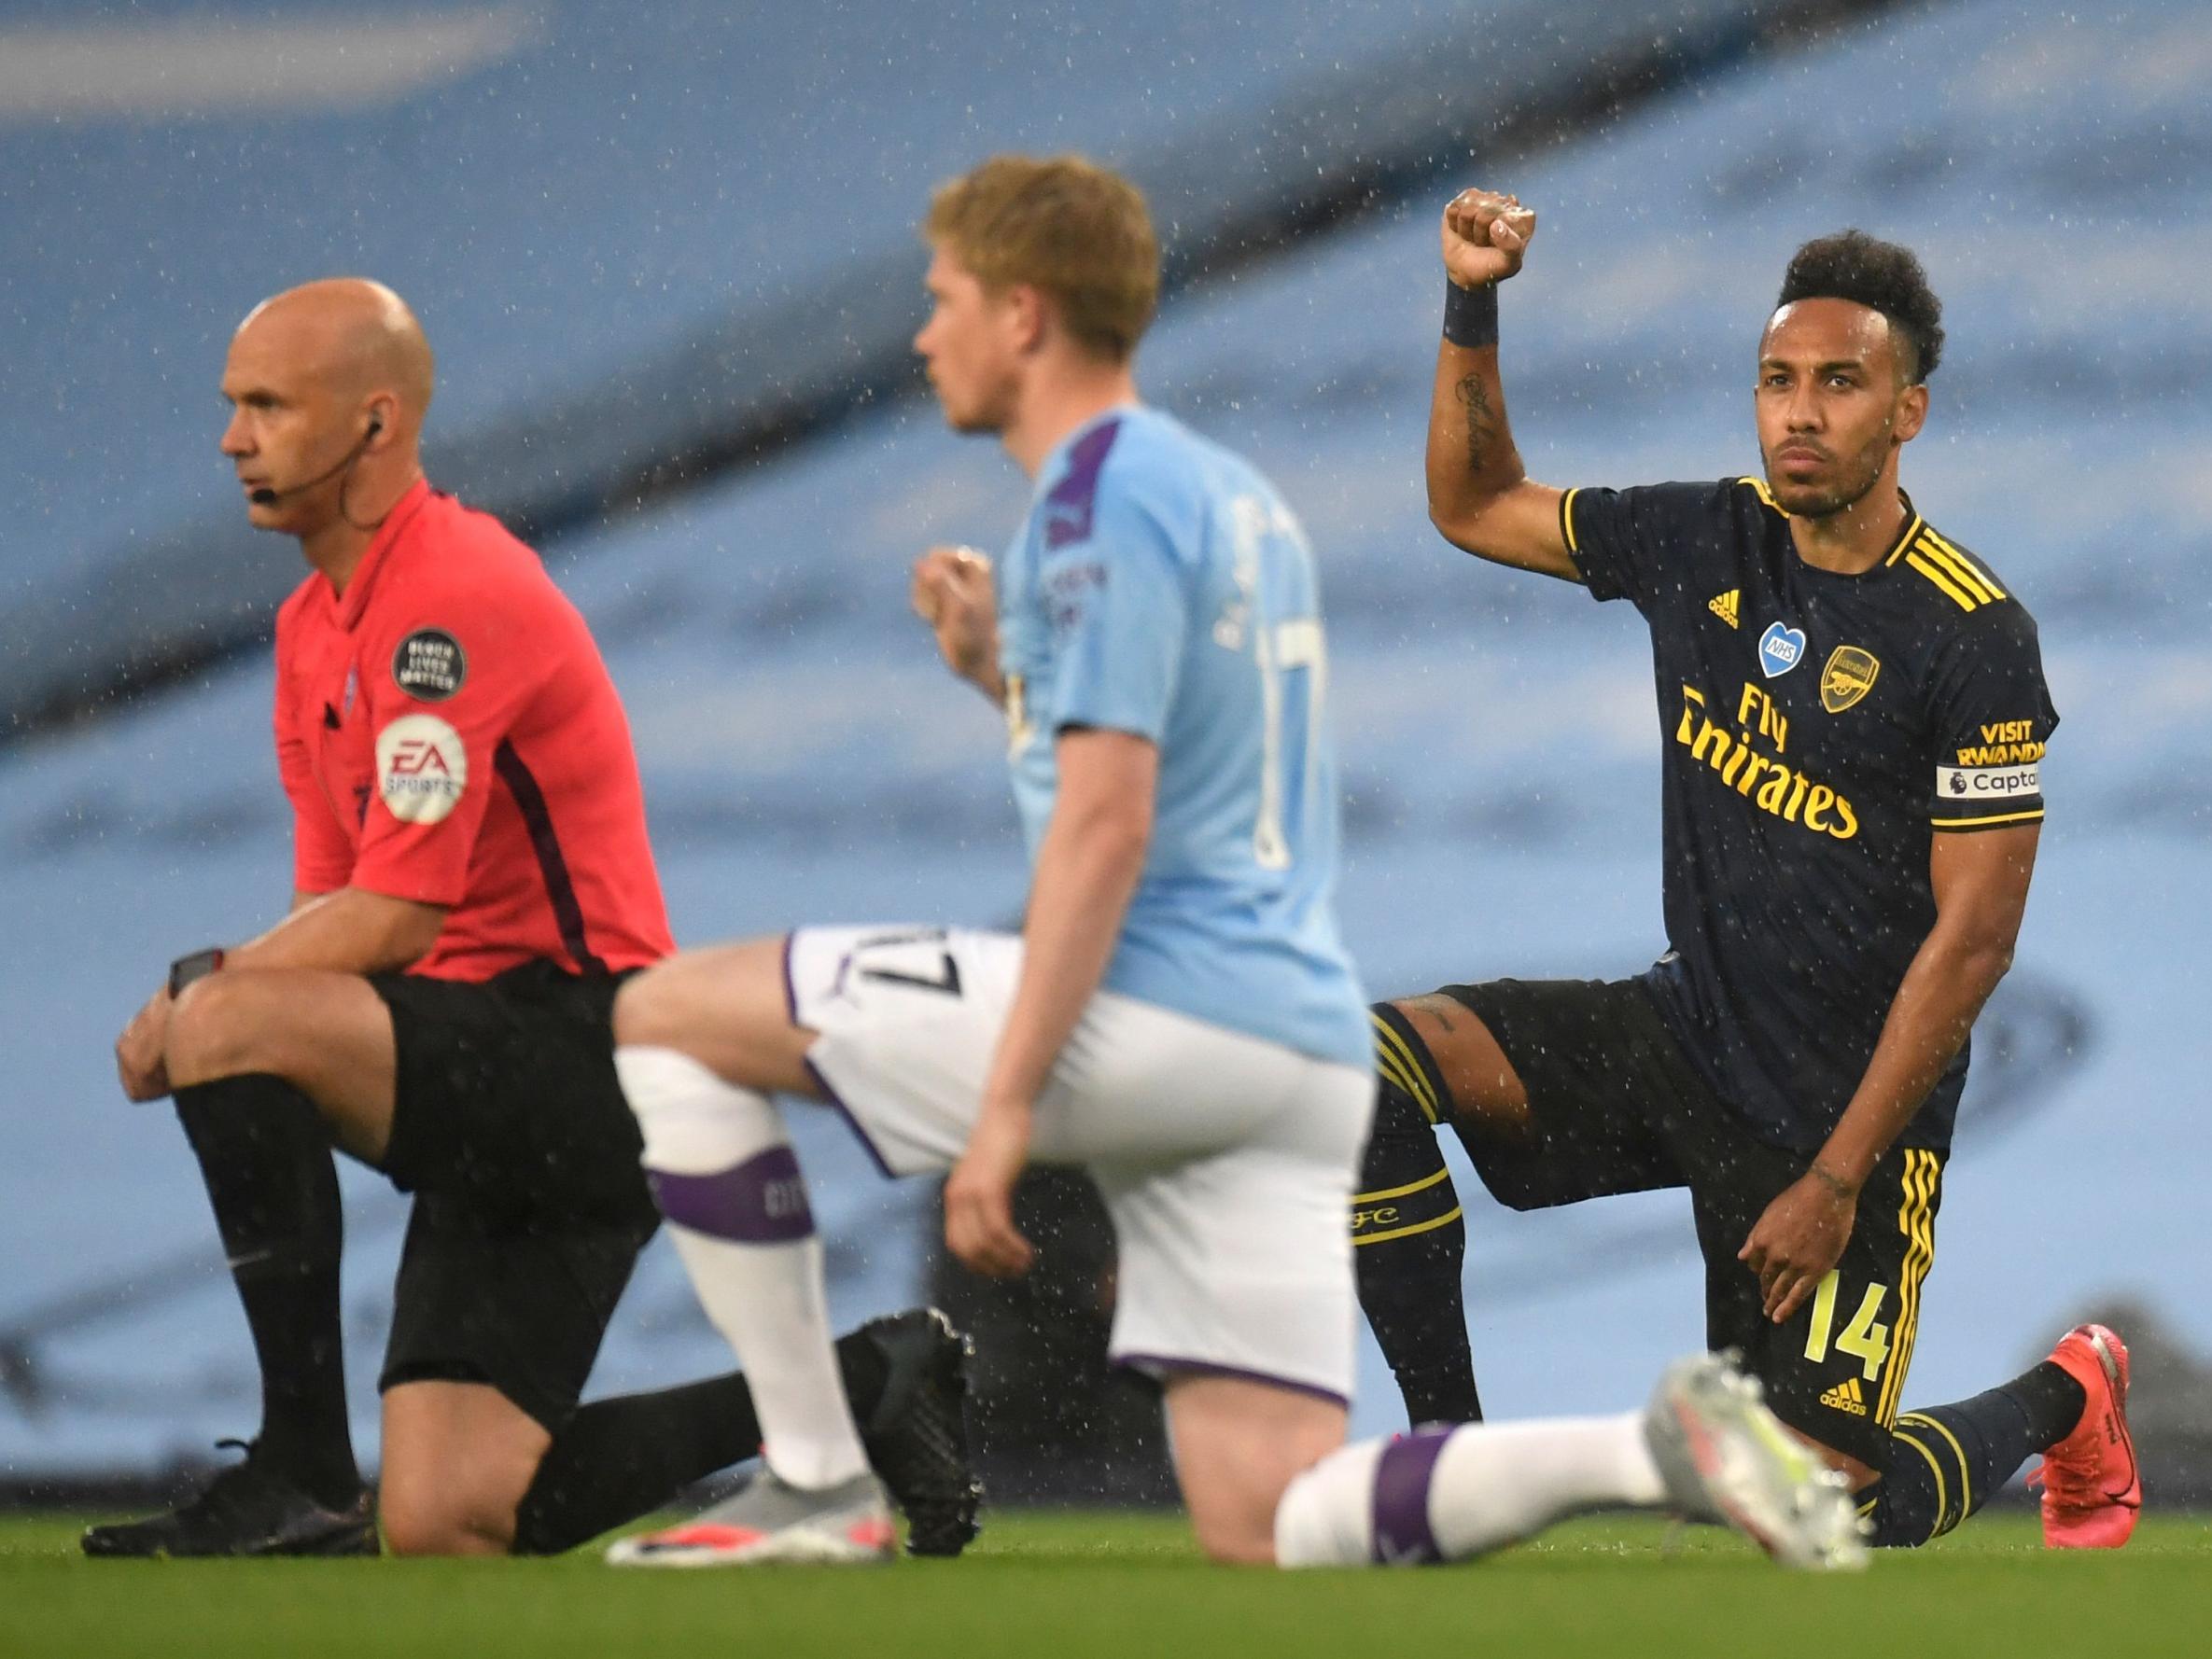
[0,0,1845,724]
[0,0,1478,718]
[4,0,2208,1478]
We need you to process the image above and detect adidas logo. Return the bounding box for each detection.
[1819,1377,1868,1417]
[1708,589,1741,628]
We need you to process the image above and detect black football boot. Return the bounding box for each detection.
[855,1308,984,1557]
[81,1441,378,1558]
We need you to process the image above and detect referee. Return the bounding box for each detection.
[91,280,978,1558]
[1349,195,2138,1552]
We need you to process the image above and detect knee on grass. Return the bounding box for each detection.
[1191,1502,1282,1567]
[379,1485,519,1557]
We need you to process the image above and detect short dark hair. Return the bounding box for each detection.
[1775,230,1944,383]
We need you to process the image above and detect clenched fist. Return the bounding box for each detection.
[911,544,1004,700]
[1441,188,1537,291]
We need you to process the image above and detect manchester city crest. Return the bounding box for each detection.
[1820,645,1881,713]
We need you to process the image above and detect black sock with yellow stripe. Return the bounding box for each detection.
[1355,1004,1482,1426]
[1866,1363,2086,1547]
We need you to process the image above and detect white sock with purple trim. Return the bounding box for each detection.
[1276,1415,1665,1567]
[616,1044,868,1490]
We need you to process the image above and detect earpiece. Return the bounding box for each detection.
[247,414,384,507]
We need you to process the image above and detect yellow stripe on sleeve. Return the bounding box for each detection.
[1916,537,2000,606]
[1931,808,2045,830]
[1920,528,2006,599]
[1905,551,1981,611]
[1560,486,1583,554]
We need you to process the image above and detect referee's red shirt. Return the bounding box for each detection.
[273,480,673,982]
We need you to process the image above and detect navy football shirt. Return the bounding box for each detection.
[1565,477,2057,1151]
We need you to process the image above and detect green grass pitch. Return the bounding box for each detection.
[5,1510,2208,1659]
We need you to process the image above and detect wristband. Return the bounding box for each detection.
[169,947,227,997]
[1442,279,1499,349]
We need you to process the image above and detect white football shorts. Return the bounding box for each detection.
[784,924,1374,1405]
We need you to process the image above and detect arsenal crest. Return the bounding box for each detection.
[1820,645,1881,714]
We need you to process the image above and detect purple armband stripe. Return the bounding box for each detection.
[1371,1426,1453,1566]
[648,1147,815,1243]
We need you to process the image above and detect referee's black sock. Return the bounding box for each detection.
[1354,1004,1482,1427]
[1865,1363,2086,1547]
[174,1073,359,1509]
[511,1328,893,1554]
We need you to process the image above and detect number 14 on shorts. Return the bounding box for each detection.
[1802,1271,1891,1382]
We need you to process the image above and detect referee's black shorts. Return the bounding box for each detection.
[1438,976,1943,1470]
[368,959,660,1431]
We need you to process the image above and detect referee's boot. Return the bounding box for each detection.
[80,1440,378,1559]
[855,1306,985,1557]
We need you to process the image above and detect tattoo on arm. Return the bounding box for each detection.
[1455,374,1497,472]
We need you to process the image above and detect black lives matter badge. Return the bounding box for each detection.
[392,628,467,703]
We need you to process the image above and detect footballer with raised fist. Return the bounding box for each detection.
[1349,188,2137,1552]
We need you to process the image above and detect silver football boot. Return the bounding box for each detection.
[1643,1351,1869,1570]
[607,1466,897,1568]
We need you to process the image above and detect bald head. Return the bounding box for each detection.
[236,277,435,420]
[221,277,434,544]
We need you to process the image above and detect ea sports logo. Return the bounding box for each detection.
[375,714,468,824]
[389,740,451,777]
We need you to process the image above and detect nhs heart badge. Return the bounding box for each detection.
[1758,621,1807,678]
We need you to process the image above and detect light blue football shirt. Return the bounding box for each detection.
[996,405,1368,1070]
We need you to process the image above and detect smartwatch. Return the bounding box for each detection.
[168,947,227,997]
